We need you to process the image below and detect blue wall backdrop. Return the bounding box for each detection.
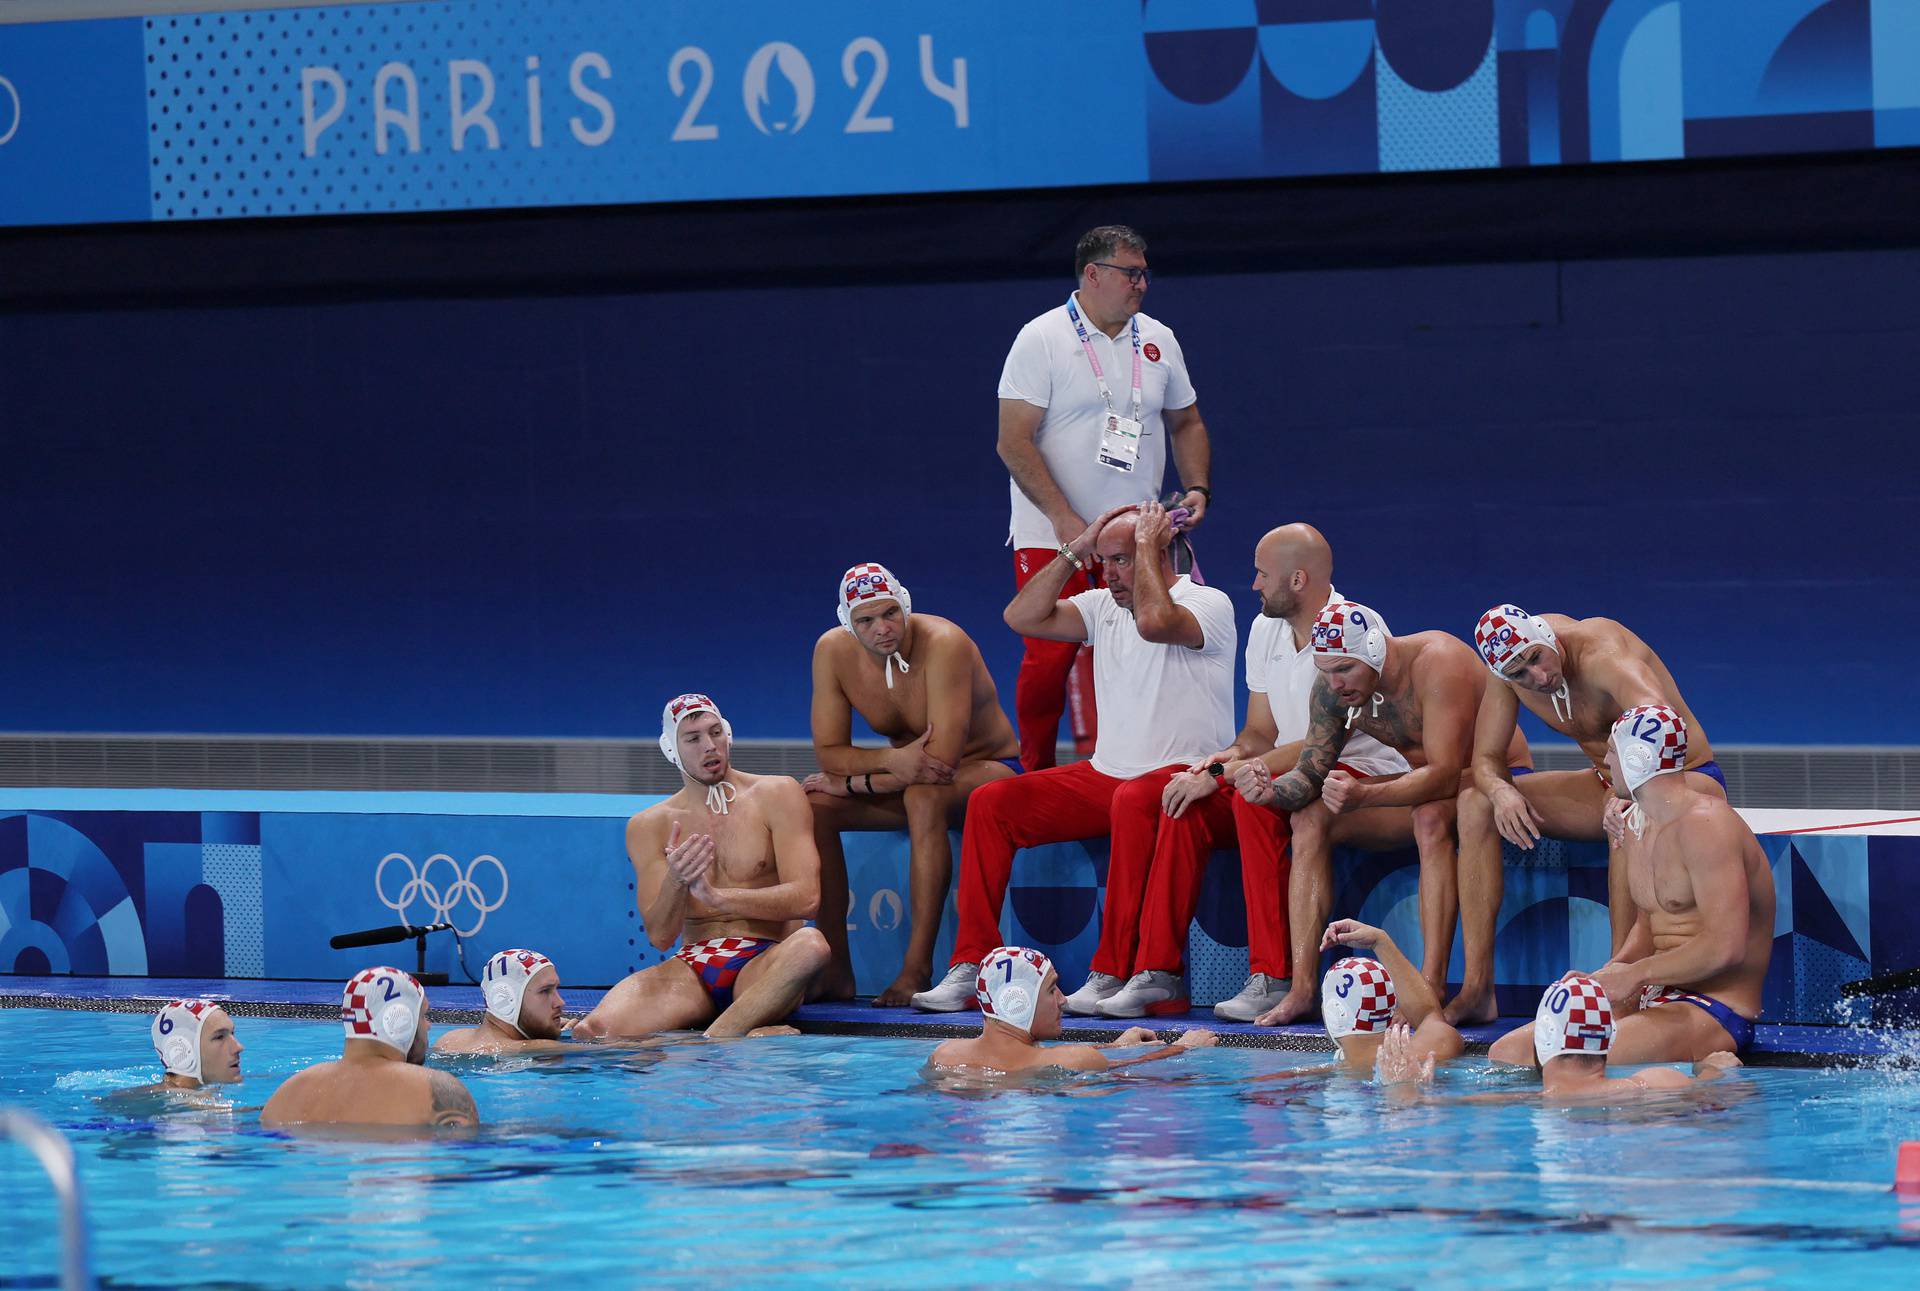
[1,245,1915,742]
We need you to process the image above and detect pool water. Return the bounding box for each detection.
[3,1008,1919,1288]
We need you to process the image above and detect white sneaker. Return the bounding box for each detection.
[909,962,980,1012]
[1097,970,1189,1018]
[1062,971,1126,1016]
[1212,972,1291,1022]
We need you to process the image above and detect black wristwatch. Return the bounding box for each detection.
[1185,485,1212,502]
[1206,761,1227,779]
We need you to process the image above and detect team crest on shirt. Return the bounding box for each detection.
[1143,342,1161,362]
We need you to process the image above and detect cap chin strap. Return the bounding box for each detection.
[1345,693,1386,729]
[1625,802,1647,839]
[705,780,737,815]
[884,651,910,690]
[1550,680,1572,723]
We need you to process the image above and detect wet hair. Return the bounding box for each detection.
[1075,225,1148,278]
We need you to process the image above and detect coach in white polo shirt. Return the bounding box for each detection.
[1155,524,1410,1020]
[996,224,1214,773]
[911,500,1234,1012]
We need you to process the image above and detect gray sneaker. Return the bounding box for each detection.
[1062,971,1126,1016]
[1097,970,1189,1018]
[909,962,980,1012]
[1212,972,1291,1022]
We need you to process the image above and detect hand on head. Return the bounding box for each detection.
[1134,498,1174,552]
[1069,503,1140,563]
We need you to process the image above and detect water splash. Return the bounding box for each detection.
[1829,993,1920,1078]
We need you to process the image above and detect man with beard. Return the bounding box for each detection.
[572,693,830,1039]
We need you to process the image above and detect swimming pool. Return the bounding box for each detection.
[3,1008,1917,1288]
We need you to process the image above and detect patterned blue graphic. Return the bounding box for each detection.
[2,0,1918,227]
[2,801,1915,1024]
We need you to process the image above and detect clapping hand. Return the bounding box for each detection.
[664,822,718,901]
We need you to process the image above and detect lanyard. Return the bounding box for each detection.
[1065,294,1142,425]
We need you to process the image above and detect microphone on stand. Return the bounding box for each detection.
[329,922,454,950]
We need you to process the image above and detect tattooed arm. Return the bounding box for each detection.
[428,1068,479,1129]
[1346,650,1474,809]
[1235,679,1351,812]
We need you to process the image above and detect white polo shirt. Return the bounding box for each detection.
[998,293,1198,549]
[1067,576,1237,780]
[1246,587,1409,778]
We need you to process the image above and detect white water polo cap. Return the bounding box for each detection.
[152,999,217,1080]
[1534,975,1614,1065]
[1321,957,1396,1040]
[977,945,1055,1036]
[1473,604,1571,721]
[659,692,737,814]
[1473,604,1560,675]
[837,562,913,688]
[341,966,427,1055]
[1312,601,1391,726]
[1610,704,1688,796]
[482,949,555,1036]
[1311,601,1390,672]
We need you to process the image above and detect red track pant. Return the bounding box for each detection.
[1012,548,1097,771]
[1096,783,1296,979]
[952,759,1222,973]
[1229,790,1295,979]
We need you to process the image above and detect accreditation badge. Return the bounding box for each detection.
[1096,413,1143,473]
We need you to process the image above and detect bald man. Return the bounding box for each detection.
[1447,605,1725,1024]
[911,500,1237,1012]
[1235,600,1530,1025]
[1150,524,1409,1021]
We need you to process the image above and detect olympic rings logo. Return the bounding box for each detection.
[0,77,20,148]
[375,852,508,937]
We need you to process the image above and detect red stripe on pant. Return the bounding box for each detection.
[954,759,1207,967]
[1012,547,1097,771]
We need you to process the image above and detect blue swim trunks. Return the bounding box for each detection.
[1641,985,1756,1053]
[999,757,1026,776]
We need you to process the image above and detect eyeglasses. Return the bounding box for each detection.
[1090,262,1152,286]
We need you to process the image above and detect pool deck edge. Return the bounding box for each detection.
[3,976,1909,1067]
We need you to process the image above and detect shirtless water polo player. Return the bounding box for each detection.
[805,562,1020,1005]
[572,693,829,1039]
[1235,600,1529,1024]
[434,948,575,1055]
[261,967,479,1130]
[1451,605,1726,1022]
[1489,706,1772,1067]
